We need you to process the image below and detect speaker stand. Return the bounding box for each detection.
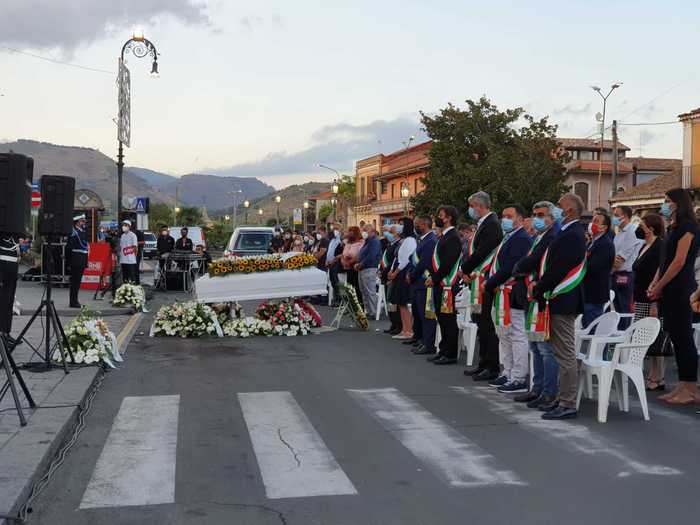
[13,242,74,372]
[0,333,35,426]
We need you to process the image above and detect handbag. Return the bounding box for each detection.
[646,330,674,357]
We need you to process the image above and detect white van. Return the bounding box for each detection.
[169,226,206,250]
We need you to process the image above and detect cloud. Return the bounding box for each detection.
[1,0,210,50]
[552,102,592,116]
[207,117,427,178]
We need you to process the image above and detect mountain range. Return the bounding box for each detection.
[0,140,276,214]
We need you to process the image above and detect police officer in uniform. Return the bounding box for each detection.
[0,233,20,334]
[68,214,89,308]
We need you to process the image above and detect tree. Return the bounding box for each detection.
[412,97,569,218]
[177,206,201,226]
[317,203,333,224]
[149,202,173,229]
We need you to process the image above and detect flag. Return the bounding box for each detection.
[32,183,41,207]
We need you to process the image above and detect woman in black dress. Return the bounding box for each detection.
[632,213,664,390]
[648,189,700,405]
[388,217,417,340]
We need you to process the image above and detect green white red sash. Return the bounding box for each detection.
[411,250,431,279]
[489,234,513,331]
[525,246,587,341]
[425,242,461,318]
[379,249,390,270]
[468,248,496,313]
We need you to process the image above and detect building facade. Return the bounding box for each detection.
[680,107,700,189]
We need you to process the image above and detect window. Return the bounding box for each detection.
[579,150,594,161]
[636,172,663,185]
[567,149,578,160]
[574,181,589,210]
[414,178,419,194]
[381,181,387,194]
[391,184,395,199]
[360,177,366,197]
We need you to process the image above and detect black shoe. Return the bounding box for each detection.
[390,328,402,336]
[514,391,541,403]
[541,406,577,420]
[473,369,499,382]
[433,356,457,365]
[415,346,436,355]
[402,338,419,345]
[412,340,422,347]
[488,375,509,388]
[383,327,396,334]
[537,396,559,412]
[526,395,544,409]
[463,367,484,377]
[69,302,81,308]
[426,354,441,362]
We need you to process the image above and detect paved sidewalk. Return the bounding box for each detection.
[0,279,143,522]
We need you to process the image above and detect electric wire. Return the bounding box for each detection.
[0,46,114,75]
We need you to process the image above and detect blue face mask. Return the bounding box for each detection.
[384,232,395,243]
[532,217,547,232]
[501,218,514,233]
[468,207,479,220]
[552,207,563,222]
[611,216,622,227]
[660,203,672,218]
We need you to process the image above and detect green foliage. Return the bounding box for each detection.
[149,202,174,229]
[337,175,355,200]
[204,222,231,250]
[318,203,334,224]
[177,206,201,226]
[412,97,569,218]
[266,218,277,227]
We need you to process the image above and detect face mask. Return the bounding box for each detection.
[588,222,601,236]
[635,226,646,240]
[552,207,563,222]
[161,231,168,236]
[285,234,291,239]
[334,230,340,238]
[384,232,395,243]
[660,203,672,218]
[395,224,404,235]
[122,226,128,233]
[316,233,322,241]
[434,217,445,228]
[532,217,546,232]
[501,218,514,233]
[361,231,368,240]
[611,216,621,227]
[468,207,479,220]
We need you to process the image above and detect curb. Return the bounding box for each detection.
[0,313,143,524]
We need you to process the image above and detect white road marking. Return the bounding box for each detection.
[238,391,357,499]
[347,387,524,487]
[80,395,180,509]
[450,386,682,477]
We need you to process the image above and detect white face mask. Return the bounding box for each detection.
[334,230,340,238]
[122,226,129,233]
[361,231,368,240]
[316,233,322,241]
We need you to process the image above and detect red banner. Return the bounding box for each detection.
[81,242,113,290]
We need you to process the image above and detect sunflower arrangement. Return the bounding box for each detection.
[208,253,316,277]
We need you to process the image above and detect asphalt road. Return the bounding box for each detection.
[27,308,700,525]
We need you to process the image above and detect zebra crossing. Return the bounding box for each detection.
[73,384,685,512]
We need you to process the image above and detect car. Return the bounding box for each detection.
[143,231,157,259]
[169,226,206,250]
[224,227,275,257]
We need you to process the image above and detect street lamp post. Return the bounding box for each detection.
[303,200,310,232]
[116,30,159,217]
[331,180,339,223]
[400,183,410,214]
[228,189,242,229]
[275,195,282,227]
[173,206,181,225]
[258,208,263,224]
[591,83,622,208]
[243,200,250,224]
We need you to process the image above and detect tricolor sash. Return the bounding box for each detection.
[526,246,587,341]
[468,248,496,314]
[379,249,390,271]
[425,242,462,318]
[488,234,513,334]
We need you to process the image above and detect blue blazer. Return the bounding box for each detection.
[533,221,587,315]
[512,225,559,309]
[409,231,437,289]
[484,227,531,293]
[584,233,615,305]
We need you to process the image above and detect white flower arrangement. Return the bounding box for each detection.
[222,317,273,338]
[54,311,122,367]
[113,283,147,312]
[151,301,222,338]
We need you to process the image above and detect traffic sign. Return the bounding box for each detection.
[31,182,41,207]
[134,197,149,213]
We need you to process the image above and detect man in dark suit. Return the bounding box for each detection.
[582,211,615,327]
[532,193,587,420]
[483,205,532,393]
[425,205,462,365]
[512,201,561,410]
[381,226,402,335]
[408,215,438,355]
[462,191,503,380]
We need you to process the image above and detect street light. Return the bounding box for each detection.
[316,163,341,178]
[258,208,264,224]
[303,200,310,232]
[228,189,242,228]
[400,183,410,214]
[591,82,622,208]
[173,206,181,225]
[116,30,159,217]
[275,195,282,226]
[243,199,250,224]
[331,196,337,222]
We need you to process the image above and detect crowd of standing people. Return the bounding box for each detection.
[294,187,700,419]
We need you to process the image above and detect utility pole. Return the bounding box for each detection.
[611,120,619,199]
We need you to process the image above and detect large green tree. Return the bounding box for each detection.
[412,97,569,218]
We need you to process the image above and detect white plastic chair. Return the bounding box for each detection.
[456,305,477,365]
[376,280,389,321]
[575,312,620,398]
[434,322,442,351]
[576,317,660,423]
[693,323,700,356]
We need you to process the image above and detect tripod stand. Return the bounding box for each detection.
[13,240,74,372]
[0,333,35,426]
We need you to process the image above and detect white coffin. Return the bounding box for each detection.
[194,267,328,303]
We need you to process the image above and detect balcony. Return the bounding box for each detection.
[352,193,377,208]
[371,198,412,215]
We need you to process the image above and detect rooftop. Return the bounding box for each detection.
[678,107,700,121]
[609,169,682,203]
[558,137,630,151]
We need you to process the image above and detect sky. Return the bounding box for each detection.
[1,0,699,189]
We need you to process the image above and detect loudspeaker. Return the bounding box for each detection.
[0,153,33,235]
[38,175,75,237]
